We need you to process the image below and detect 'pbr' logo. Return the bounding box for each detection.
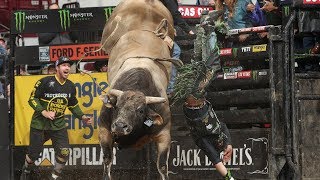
[58,9,70,31]
[104,7,114,21]
[14,12,26,32]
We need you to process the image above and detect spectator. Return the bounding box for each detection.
[6,84,10,107]
[38,3,77,45]
[83,62,95,72]
[216,0,254,42]
[167,42,181,96]
[0,80,4,98]
[197,0,215,6]
[15,65,30,75]
[0,37,6,98]
[94,61,108,72]
[0,37,7,75]
[47,64,56,75]
[246,0,266,27]
[160,0,194,35]
[261,0,279,24]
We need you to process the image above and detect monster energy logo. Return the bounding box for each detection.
[104,7,114,21]
[58,9,70,31]
[14,12,26,32]
[232,48,238,58]
[284,6,290,17]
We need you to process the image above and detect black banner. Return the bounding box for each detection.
[169,129,269,179]
[15,44,107,65]
[13,129,269,179]
[11,7,115,34]
[293,0,320,7]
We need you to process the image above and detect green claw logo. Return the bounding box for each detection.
[284,6,290,17]
[58,9,70,31]
[14,12,26,32]
[232,48,238,58]
[104,7,114,21]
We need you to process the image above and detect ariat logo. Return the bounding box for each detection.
[14,12,26,32]
[58,9,70,31]
[104,7,114,21]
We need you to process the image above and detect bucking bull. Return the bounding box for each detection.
[98,0,175,179]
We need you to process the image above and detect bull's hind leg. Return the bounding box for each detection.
[155,129,171,180]
[99,127,114,180]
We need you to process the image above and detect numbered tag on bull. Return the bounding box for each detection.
[144,117,154,127]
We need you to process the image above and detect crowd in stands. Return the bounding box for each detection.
[5,0,320,78]
[0,37,8,98]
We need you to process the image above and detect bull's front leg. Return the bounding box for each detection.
[155,128,171,180]
[99,127,114,180]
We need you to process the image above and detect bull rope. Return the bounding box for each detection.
[75,17,182,95]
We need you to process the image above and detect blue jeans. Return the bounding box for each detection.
[0,82,4,97]
[0,47,6,75]
[167,42,181,94]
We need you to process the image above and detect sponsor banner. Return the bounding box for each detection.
[223,71,252,79]
[303,0,320,4]
[29,129,269,178]
[220,48,232,56]
[228,25,272,35]
[223,66,243,73]
[220,44,268,61]
[14,73,109,146]
[224,72,238,79]
[223,60,240,67]
[259,71,268,76]
[237,70,252,79]
[48,43,108,61]
[252,44,267,53]
[241,46,251,53]
[11,7,114,34]
[16,44,108,65]
[169,130,269,178]
[39,46,50,62]
[178,6,213,19]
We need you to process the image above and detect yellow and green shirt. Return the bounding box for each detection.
[28,75,84,130]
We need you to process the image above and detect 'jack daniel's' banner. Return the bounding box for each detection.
[168,129,269,179]
[16,129,269,179]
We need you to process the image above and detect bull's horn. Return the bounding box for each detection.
[108,89,124,97]
[145,96,166,104]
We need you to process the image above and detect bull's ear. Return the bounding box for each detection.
[99,94,116,108]
[148,109,163,126]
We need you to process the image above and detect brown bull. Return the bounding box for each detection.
[99,0,175,179]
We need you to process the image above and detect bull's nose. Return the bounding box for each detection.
[114,121,127,128]
[111,121,132,135]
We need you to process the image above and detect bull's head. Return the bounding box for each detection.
[100,89,166,136]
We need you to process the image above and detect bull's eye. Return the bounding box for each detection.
[137,107,144,114]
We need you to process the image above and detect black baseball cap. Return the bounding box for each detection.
[55,56,73,67]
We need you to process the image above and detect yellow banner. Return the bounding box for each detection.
[14,73,109,146]
[252,44,267,52]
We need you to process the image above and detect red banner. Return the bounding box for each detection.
[220,48,232,56]
[303,0,320,4]
[49,43,108,61]
[237,70,251,79]
[178,6,214,19]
